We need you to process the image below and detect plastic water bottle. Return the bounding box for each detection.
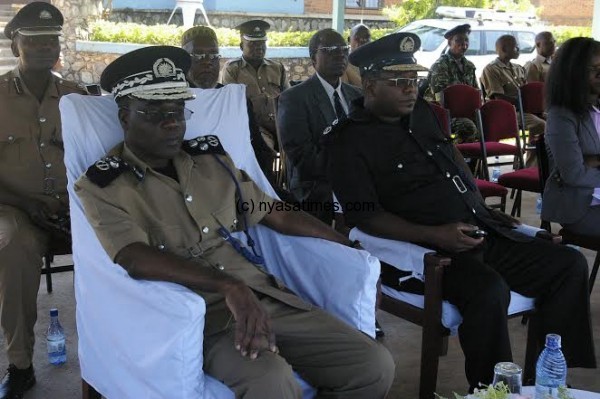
[536,195,543,215]
[47,308,66,365]
[535,334,567,399]
[491,156,501,183]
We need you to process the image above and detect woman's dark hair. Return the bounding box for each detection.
[546,37,600,114]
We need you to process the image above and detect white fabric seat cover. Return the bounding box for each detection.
[62,85,380,399]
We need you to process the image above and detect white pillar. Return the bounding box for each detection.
[332,0,345,33]
[593,0,600,40]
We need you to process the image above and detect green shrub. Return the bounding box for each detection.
[551,25,592,45]
[88,21,393,47]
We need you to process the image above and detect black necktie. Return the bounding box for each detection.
[333,90,346,120]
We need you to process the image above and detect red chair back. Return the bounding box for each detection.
[429,102,451,137]
[479,100,520,142]
[520,82,545,115]
[442,84,482,119]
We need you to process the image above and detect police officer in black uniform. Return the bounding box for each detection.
[326,32,596,391]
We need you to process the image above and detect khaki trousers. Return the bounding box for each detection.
[0,205,47,368]
[204,297,395,399]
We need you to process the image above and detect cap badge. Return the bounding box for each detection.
[153,58,177,78]
[39,10,52,20]
[399,36,415,53]
[254,26,261,32]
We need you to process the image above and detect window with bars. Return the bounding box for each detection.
[345,0,382,9]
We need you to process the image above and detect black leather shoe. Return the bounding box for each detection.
[375,319,385,339]
[0,364,36,399]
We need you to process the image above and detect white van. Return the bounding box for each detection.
[397,18,544,79]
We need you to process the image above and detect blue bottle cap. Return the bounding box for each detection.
[545,333,561,349]
[50,308,58,317]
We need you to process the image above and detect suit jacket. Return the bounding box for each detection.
[542,106,600,224]
[277,74,362,202]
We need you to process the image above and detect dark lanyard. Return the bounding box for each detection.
[405,122,480,214]
[211,154,265,266]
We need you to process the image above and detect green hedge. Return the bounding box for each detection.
[89,21,394,47]
[551,25,592,45]
[89,20,590,47]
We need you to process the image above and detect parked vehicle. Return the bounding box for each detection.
[396,9,545,79]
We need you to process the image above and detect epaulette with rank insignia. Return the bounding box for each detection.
[86,156,144,188]
[182,135,226,155]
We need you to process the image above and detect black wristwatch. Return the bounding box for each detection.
[348,240,362,249]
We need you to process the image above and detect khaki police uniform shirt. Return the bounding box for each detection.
[222,57,289,134]
[74,141,311,335]
[480,58,526,100]
[0,67,87,212]
[524,54,551,83]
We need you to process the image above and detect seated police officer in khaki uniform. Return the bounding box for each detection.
[481,35,546,140]
[327,32,596,392]
[0,3,88,398]
[524,31,556,83]
[74,45,394,399]
[222,20,289,152]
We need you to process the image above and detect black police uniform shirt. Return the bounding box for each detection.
[326,97,529,244]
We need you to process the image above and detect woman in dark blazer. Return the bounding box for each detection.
[543,37,600,235]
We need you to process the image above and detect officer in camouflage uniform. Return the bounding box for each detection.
[222,20,289,152]
[0,3,88,398]
[427,24,479,143]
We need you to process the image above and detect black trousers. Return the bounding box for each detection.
[383,233,596,391]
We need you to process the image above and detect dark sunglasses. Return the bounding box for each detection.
[376,77,424,89]
[317,45,350,55]
[190,53,222,62]
[124,108,194,124]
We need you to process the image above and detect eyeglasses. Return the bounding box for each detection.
[377,77,424,89]
[124,108,194,123]
[317,45,350,55]
[190,53,222,62]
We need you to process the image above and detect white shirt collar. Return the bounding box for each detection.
[315,72,349,115]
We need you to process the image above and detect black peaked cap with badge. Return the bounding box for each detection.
[4,1,63,40]
[349,32,428,76]
[444,24,471,40]
[235,19,270,41]
[100,45,195,101]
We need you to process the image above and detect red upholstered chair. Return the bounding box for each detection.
[429,102,507,211]
[517,82,545,152]
[440,84,482,119]
[497,132,542,216]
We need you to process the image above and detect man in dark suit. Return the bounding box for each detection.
[278,29,362,224]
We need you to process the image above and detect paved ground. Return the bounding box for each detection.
[1,192,599,399]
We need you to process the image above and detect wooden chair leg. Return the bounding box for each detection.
[44,255,53,294]
[589,252,600,294]
[82,379,101,399]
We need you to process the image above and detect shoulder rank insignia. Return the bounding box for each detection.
[85,156,143,188]
[182,135,226,155]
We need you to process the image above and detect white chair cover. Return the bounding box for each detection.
[62,85,380,399]
[350,227,535,335]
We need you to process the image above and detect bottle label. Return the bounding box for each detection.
[47,340,65,354]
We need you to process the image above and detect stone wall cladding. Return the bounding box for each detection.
[52,0,104,83]
[108,10,395,30]
[67,53,316,87]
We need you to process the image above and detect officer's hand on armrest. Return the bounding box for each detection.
[428,222,484,253]
[223,281,278,360]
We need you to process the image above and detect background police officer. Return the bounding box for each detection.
[0,3,87,398]
[222,20,289,152]
[427,24,479,143]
